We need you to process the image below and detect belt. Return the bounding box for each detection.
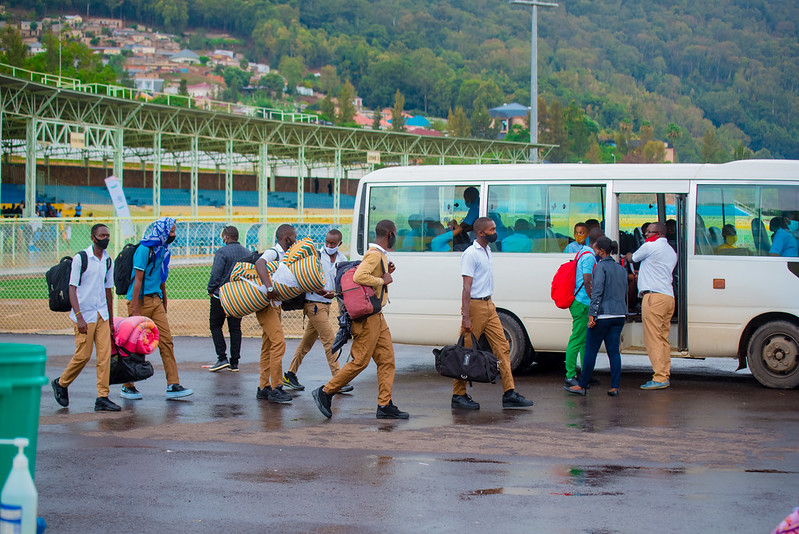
[143,293,160,298]
[471,296,491,301]
[640,290,654,295]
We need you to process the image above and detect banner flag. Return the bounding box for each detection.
[104,176,135,239]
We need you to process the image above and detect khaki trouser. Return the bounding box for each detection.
[124,296,180,387]
[256,304,285,389]
[453,299,515,396]
[60,313,112,397]
[288,302,339,376]
[324,312,395,405]
[642,292,675,383]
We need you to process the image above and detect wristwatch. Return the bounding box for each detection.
[266,286,274,293]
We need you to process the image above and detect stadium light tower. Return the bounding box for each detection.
[510,0,558,162]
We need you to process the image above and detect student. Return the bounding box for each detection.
[717,224,738,251]
[121,217,193,400]
[564,222,589,253]
[313,220,409,419]
[207,225,252,372]
[565,237,627,397]
[769,216,799,257]
[283,229,353,392]
[451,217,534,410]
[564,226,596,388]
[254,224,296,403]
[51,223,120,412]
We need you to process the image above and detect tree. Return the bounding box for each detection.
[278,56,305,94]
[318,65,340,95]
[540,100,569,163]
[642,140,666,163]
[447,107,470,138]
[239,57,250,70]
[337,80,356,125]
[178,78,188,96]
[585,136,603,163]
[0,26,28,67]
[155,0,189,33]
[701,129,729,163]
[564,101,589,160]
[471,103,499,140]
[372,107,382,130]
[733,143,753,160]
[260,73,285,96]
[319,94,336,123]
[666,123,682,162]
[391,90,406,132]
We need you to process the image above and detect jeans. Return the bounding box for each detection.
[210,296,242,362]
[579,317,624,390]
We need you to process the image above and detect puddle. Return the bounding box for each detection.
[443,457,508,464]
[229,469,319,483]
[461,487,542,499]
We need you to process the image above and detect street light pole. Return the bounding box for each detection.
[510,0,557,162]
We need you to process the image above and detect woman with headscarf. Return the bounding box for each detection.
[120,217,194,400]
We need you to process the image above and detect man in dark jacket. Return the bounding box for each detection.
[207,226,252,371]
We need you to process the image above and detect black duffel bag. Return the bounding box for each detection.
[109,344,155,385]
[433,333,500,383]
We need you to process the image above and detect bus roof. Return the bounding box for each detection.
[362,160,799,184]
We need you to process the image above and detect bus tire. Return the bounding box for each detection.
[747,321,799,389]
[497,310,530,373]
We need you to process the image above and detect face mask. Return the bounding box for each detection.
[324,245,339,255]
[725,235,737,246]
[575,234,586,244]
[95,237,110,250]
[165,235,176,245]
[285,238,295,250]
[789,220,799,233]
[387,233,397,249]
[484,232,498,243]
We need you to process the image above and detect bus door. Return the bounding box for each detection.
[614,181,689,354]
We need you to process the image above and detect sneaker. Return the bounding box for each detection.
[256,386,272,400]
[563,384,586,396]
[166,384,194,399]
[502,389,534,408]
[640,380,670,390]
[51,378,69,407]
[451,394,480,410]
[266,386,292,404]
[95,397,121,412]
[120,386,143,400]
[228,361,239,372]
[338,384,354,393]
[282,371,305,391]
[312,385,333,418]
[607,388,619,397]
[376,400,409,419]
[208,357,230,372]
[564,377,579,387]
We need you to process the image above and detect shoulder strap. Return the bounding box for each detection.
[77,250,88,285]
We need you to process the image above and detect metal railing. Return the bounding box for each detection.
[0,216,351,338]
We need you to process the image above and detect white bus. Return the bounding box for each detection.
[348,160,799,389]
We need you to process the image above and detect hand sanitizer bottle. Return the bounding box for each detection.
[0,438,38,534]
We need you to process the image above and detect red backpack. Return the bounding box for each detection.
[551,250,592,309]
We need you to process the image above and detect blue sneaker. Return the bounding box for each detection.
[166,384,194,399]
[640,380,670,390]
[120,386,143,400]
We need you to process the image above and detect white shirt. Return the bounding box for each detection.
[69,246,113,323]
[307,248,347,304]
[461,240,493,298]
[259,243,285,263]
[632,237,677,298]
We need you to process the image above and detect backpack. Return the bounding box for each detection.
[335,260,385,320]
[551,249,592,309]
[46,251,111,312]
[281,293,307,311]
[241,249,264,264]
[114,243,155,296]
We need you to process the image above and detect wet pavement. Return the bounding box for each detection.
[3,333,798,533]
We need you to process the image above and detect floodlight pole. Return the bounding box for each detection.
[510,0,557,162]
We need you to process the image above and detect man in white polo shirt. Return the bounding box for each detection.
[452,217,534,410]
[626,221,678,390]
[51,223,120,412]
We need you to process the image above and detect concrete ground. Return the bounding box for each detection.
[2,333,798,533]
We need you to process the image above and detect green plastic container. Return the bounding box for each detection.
[0,344,47,482]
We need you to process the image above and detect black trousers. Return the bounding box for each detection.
[210,296,242,362]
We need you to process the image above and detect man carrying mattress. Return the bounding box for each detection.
[253,224,296,404]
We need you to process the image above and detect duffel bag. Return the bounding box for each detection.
[433,333,500,383]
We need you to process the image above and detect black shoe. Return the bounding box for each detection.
[607,388,619,397]
[502,389,534,408]
[267,387,292,404]
[376,400,409,419]
[256,386,272,400]
[451,394,480,410]
[95,396,121,412]
[564,377,579,387]
[564,384,587,396]
[52,378,69,407]
[312,386,333,418]
[209,357,230,372]
[228,361,239,372]
[338,384,354,393]
[282,371,305,391]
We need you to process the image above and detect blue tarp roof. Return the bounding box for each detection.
[406,115,431,127]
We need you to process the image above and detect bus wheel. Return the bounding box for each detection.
[498,310,530,373]
[747,321,799,389]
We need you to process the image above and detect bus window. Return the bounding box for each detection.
[366,184,481,252]
[488,184,605,253]
[617,193,678,255]
[696,185,799,256]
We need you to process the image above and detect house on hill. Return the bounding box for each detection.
[489,103,529,139]
[170,49,200,64]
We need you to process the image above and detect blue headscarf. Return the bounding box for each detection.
[140,217,175,284]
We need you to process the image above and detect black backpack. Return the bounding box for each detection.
[114,243,155,296]
[46,251,111,312]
